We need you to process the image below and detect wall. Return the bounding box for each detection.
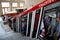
[0,1,2,16]
[25,0,43,8]
[0,0,25,15]
[0,0,43,15]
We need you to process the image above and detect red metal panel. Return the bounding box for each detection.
[12,0,58,20]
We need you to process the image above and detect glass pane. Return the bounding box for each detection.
[1,2,10,7]
[12,3,18,7]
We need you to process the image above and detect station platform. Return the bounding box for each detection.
[0,32,38,40]
[0,23,38,40]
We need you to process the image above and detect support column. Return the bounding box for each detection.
[10,0,12,11]
[0,1,3,16]
[17,0,20,8]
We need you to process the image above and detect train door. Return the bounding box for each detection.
[42,7,60,40]
[16,18,19,32]
[29,7,43,38]
[19,16,22,32]
[21,15,27,36]
[44,11,56,35]
[29,11,36,38]
[35,7,44,38]
[12,18,17,32]
[27,12,33,36]
[32,8,41,38]
[12,17,20,32]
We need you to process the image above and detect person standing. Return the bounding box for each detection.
[49,14,56,36]
[0,15,5,34]
[44,16,51,35]
[56,17,60,40]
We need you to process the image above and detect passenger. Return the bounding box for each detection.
[21,23,25,34]
[56,17,60,40]
[48,14,56,36]
[38,19,45,38]
[44,16,51,35]
[4,15,8,22]
[40,19,45,35]
[0,15,5,34]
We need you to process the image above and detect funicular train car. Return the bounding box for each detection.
[12,0,59,40]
